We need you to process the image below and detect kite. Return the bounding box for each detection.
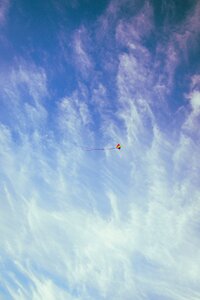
[81,143,121,151]
[116,143,121,150]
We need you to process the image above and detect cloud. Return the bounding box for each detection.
[153,1,200,96]
[73,26,93,79]
[191,74,200,91]
[1,1,200,299]
[190,91,200,111]
[10,62,48,101]
[0,0,9,25]
[116,1,154,45]
[57,91,93,147]
[0,60,49,144]
[174,1,200,56]
[180,91,200,144]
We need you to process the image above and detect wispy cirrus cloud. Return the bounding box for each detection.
[0,0,9,25]
[73,26,94,79]
[0,0,200,299]
[0,60,48,131]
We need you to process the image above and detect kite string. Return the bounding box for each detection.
[72,142,120,151]
[81,147,116,151]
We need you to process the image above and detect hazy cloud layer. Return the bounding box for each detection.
[0,0,200,299]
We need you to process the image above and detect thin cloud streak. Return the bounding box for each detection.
[0,0,9,25]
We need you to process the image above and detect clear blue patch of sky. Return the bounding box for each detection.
[5,0,109,58]
[152,0,197,29]
[119,0,146,21]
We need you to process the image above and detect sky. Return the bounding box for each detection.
[0,0,200,299]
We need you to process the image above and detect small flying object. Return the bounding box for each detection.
[115,143,121,150]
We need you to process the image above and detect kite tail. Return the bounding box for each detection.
[82,147,116,151]
[73,142,121,151]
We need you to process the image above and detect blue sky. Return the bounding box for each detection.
[0,0,200,299]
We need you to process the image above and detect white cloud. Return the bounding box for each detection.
[0,0,9,25]
[0,61,48,139]
[1,99,200,299]
[154,1,200,93]
[116,2,154,45]
[174,1,200,59]
[10,62,48,102]
[58,92,92,145]
[73,27,93,79]
[190,91,200,111]
[191,74,200,91]
[1,1,200,299]
[180,91,200,141]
